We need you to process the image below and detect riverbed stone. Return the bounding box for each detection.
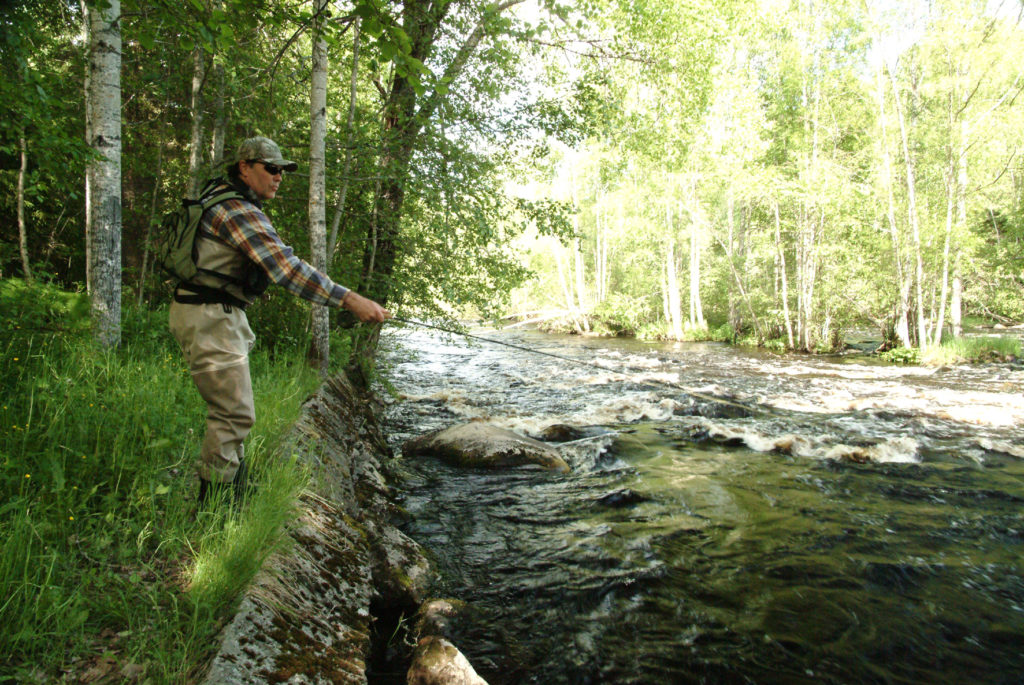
[402,422,570,473]
[414,599,469,638]
[407,637,488,685]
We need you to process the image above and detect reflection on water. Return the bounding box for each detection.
[379,327,1024,684]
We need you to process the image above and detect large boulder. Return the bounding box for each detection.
[403,422,570,473]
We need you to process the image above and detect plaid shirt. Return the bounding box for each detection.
[201,182,349,308]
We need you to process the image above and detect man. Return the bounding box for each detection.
[168,136,390,504]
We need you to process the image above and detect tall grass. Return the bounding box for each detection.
[922,335,1021,365]
[881,335,1021,365]
[0,280,323,683]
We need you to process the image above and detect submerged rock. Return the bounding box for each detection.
[536,423,587,442]
[414,599,468,638]
[403,422,570,473]
[596,488,651,508]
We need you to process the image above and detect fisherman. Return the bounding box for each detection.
[168,136,390,504]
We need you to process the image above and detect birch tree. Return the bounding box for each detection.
[84,0,121,348]
[309,0,330,375]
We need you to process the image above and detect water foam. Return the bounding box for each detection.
[686,418,921,463]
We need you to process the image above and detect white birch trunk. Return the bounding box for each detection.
[309,0,330,375]
[187,46,205,198]
[875,59,911,347]
[688,200,704,330]
[329,19,362,264]
[208,0,226,166]
[18,135,32,280]
[888,64,927,349]
[569,170,588,332]
[81,0,92,289]
[554,245,580,334]
[573,234,589,332]
[665,202,683,340]
[85,0,122,347]
[774,201,794,349]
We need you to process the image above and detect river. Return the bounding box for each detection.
[377,326,1024,684]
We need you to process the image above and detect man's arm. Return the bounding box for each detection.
[211,200,389,319]
[342,291,391,323]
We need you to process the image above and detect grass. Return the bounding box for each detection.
[880,335,1021,365]
[922,335,1022,365]
[0,280,324,683]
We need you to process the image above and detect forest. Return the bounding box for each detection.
[2,0,1022,356]
[1,0,1023,681]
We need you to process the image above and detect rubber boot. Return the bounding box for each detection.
[198,477,231,506]
[232,458,249,502]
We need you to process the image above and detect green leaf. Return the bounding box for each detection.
[180,36,195,52]
[353,1,376,20]
[364,17,383,38]
[138,32,155,51]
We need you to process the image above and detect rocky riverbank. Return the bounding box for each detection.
[200,373,479,684]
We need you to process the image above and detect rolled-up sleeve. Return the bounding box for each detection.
[208,199,349,308]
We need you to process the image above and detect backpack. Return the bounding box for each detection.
[154,179,244,285]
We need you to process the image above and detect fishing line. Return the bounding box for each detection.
[388,316,774,417]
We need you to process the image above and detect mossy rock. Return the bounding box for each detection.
[403,422,570,473]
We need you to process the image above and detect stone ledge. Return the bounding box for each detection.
[202,373,432,684]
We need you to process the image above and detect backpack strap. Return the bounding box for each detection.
[186,183,251,288]
[174,282,250,310]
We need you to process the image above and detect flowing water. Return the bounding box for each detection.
[378,327,1024,685]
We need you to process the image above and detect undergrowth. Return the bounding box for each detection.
[881,335,1021,365]
[0,279,326,683]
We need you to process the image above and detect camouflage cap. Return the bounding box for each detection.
[235,136,298,172]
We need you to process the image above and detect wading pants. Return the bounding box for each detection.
[168,300,256,483]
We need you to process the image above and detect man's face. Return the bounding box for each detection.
[239,160,283,200]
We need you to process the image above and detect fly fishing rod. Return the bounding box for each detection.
[388,316,776,417]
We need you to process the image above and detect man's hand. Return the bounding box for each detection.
[341,291,391,323]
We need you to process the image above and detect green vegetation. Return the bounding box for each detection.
[510,1,1024,352]
[0,280,320,683]
[881,335,1021,365]
[922,336,1022,366]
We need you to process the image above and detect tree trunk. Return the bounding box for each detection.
[209,70,226,165]
[951,277,962,337]
[688,218,703,331]
[774,200,794,349]
[875,59,911,347]
[187,46,205,198]
[726,185,736,332]
[85,0,122,348]
[934,169,954,347]
[888,64,928,349]
[951,116,969,338]
[554,244,579,332]
[573,234,589,332]
[328,18,362,265]
[82,0,92,290]
[348,0,526,381]
[138,142,163,306]
[687,196,704,330]
[207,0,226,165]
[569,167,589,332]
[309,0,330,376]
[17,134,32,281]
[665,201,683,340]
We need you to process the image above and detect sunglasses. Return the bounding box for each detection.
[250,160,285,176]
